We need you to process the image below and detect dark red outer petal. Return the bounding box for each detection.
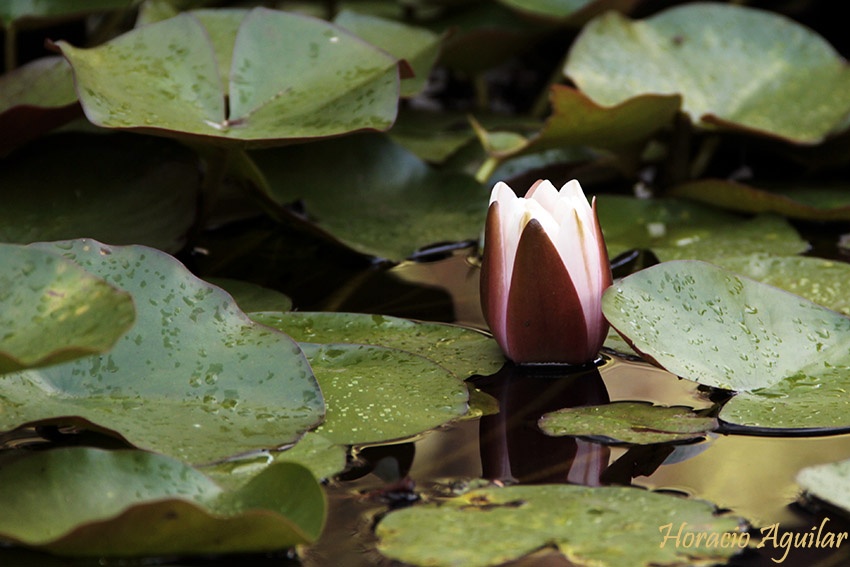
[480,202,509,352]
[505,218,591,364]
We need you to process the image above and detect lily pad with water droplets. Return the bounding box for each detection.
[565,3,850,144]
[250,311,504,379]
[0,243,134,374]
[55,7,401,145]
[204,278,292,313]
[539,402,717,445]
[0,239,324,464]
[302,343,469,445]
[376,483,746,567]
[602,260,850,392]
[0,447,325,556]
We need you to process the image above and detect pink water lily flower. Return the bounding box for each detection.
[480,179,612,365]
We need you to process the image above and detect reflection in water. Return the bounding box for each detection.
[473,363,611,485]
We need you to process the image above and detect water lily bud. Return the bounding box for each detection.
[480,179,612,365]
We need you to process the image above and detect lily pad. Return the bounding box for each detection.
[497,0,637,23]
[597,196,808,260]
[602,260,850,392]
[539,402,717,445]
[797,458,850,515]
[0,133,200,253]
[250,311,504,378]
[0,243,134,374]
[0,0,132,28]
[252,133,486,260]
[474,86,681,158]
[716,255,850,315]
[302,342,469,445]
[671,179,850,221]
[376,483,746,567]
[0,56,79,154]
[55,7,401,145]
[0,447,325,556]
[204,277,292,313]
[565,4,850,144]
[333,10,441,97]
[0,240,324,464]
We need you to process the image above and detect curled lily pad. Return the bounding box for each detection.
[55,7,402,145]
[565,4,850,144]
[0,447,325,556]
[671,179,850,221]
[302,342,469,445]
[539,402,717,445]
[0,240,324,464]
[0,243,134,374]
[250,311,504,379]
[376,483,746,567]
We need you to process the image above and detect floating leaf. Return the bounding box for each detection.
[603,260,850,392]
[539,402,717,445]
[797,458,850,515]
[0,240,323,464]
[252,133,486,260]
[302,343,468,445]
[671,179,850,221]
[389,109,480,163]
[0,56,79,155]
[204,277,292,313]
[497,0,637,24]
[0,243,134,374]
[333,10,441,97]
[55,8,401,145]
[250,311,504,378]
[0,447,325,556]
[474,86,680,159]
[0,0,132,28]
[376,483,745,567]
[716,255,850,315]
[565,4,850,143]
[0,133,199,253]
[597,196,807,260]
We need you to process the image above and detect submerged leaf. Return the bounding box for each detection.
[0,240,323,464]
[566,3,850,143]
[377,483,745,567]
[251,311,504,378]
[539,402,716,444]
[56,8,401,145]
[0,447,325,556]
[0,244,134,374]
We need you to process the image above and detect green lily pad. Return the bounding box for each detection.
[0,133,199,253]
[0,447,325,556]
[716,255,850,315]
[0,0,132,28]
[252,133,486,260]
[388,109,479,164]
[671,179,850,221]
[250,311,504,379]
[0,56,79,154]
[55,7,401,145]
[333,10,441,97]
[565,4,850,144]
[376,483,746,567]
[497,0,637,23]
[597,196,808,260]
[0,240,324,464]
[0,243,134,374]
[539,402,717,445]
[204,277,292,313]
[797,458,850,515]
[474,86,680,159]
[203,432,347,490]
[603,260,850,392]
[302,342,469,445]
